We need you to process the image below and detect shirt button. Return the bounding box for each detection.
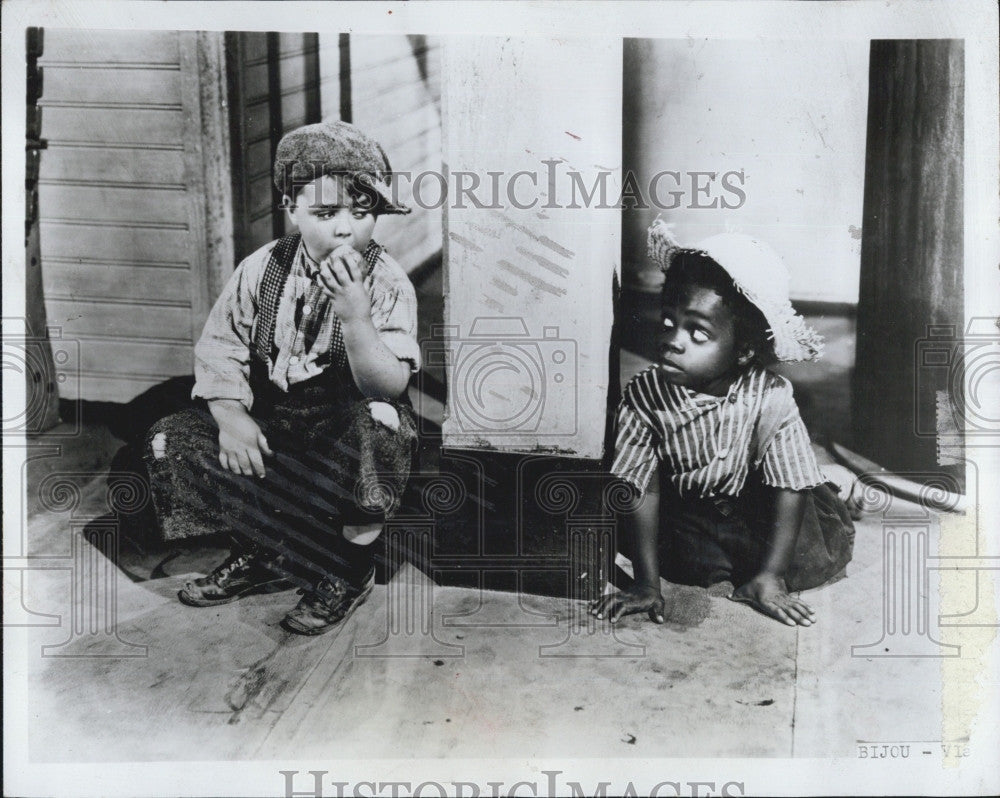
[302,304,312,315]
[289,355,300,365]
[717,446,730,458]
[728,393,738,403]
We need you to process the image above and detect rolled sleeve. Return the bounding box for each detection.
[191,248,267,409]
[371,265,421,373]
[760,403,826,491]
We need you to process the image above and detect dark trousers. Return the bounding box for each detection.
[656,474,855,592]
[143,368,417,587]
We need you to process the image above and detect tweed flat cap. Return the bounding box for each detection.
[273,119,410,215]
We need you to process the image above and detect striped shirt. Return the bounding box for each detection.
[611,365,825,499]
[193,237,420,410]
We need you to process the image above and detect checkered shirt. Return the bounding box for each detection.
[193,236,420,410]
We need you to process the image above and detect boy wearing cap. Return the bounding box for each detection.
[591,221,854,628]
[145,120,420,635]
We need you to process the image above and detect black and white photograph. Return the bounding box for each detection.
[3,2,998,796]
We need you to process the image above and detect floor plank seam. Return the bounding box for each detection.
[791,625,800,757]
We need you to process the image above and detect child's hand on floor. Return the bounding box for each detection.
[589,584,666,625]
[730,573,815,627]
[318,245,371,323]
[211,401,273,478]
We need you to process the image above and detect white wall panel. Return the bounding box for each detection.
[441,37,621,458]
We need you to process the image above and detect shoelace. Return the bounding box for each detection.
[209,553,251,586]
[296,577,349,611]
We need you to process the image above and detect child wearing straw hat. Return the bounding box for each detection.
[592,220,854,627]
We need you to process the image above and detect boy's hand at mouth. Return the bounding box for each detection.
[317,244,371,323]
[730,572,815,627]
[589,584,666,625]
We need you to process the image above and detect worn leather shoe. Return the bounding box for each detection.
[178,550,292,607]
[280,568,375,635]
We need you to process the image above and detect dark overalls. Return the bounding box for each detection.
[144,235,418,588]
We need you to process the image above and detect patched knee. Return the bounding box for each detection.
[368,401,400,432]
[343,522,383,545]
[150,432,167,459]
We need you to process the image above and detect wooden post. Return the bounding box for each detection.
[427,37,622,601]
[266,32,285,240]
[338,33,352,124]
[853,40,964,477]
[25,26,61,434]
[179,31,236,336]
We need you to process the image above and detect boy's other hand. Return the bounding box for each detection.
[211,402,273,478]
[317,244,371,323]
[730,573,815,627]
[589,584,666,625]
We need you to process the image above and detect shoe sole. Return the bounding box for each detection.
[280,580,374,636]
[177,578,295,608]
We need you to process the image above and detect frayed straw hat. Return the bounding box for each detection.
[648,219,823,362]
